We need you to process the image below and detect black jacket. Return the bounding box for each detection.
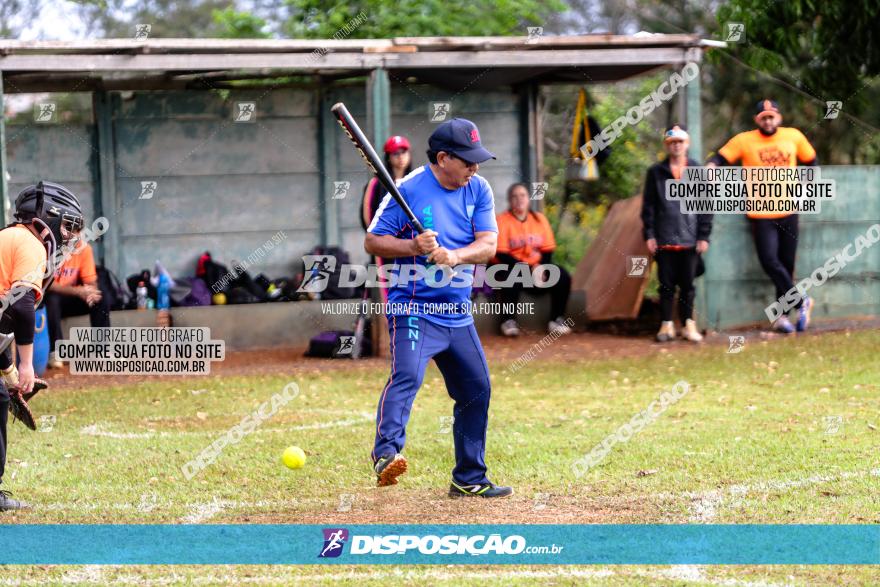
[641,157,712,246]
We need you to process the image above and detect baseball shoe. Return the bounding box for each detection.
[0,490,30,511]
[374,454,407,487]
[500,319,521,337]
[681,319,703,343]
[548,317,572,335]
[796,296,813,332]
[448,481,513,498]
[773,316,795,334]
[656,321,675,342]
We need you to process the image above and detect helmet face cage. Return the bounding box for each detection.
[15,181,85,249]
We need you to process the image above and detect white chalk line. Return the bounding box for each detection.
[33,497,302,515]
[79,413,372,439]
[682,467,880,522]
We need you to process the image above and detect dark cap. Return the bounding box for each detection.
[755,99,781,117]
[428,118,496,164]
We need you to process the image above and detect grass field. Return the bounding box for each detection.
[2,328,879,585]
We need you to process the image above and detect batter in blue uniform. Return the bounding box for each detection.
[365,118,512,498]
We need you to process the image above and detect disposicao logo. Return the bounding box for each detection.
[319,531,529,557]
[318,528,349,558]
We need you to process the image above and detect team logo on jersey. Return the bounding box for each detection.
[319,528,349,558]
[757,147,792,166]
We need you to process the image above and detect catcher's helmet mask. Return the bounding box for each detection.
[11,181,85,291]
[13,180,85,257]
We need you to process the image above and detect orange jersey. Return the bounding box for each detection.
[496,210,556,266]
[718,127,816,167]
[717,127,817,219]
[0,224,48,301]
[54,241,98,287]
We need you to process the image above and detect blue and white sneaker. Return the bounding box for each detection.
[774,315,795,334]
[448,481,513,498]
[796,296,813,332]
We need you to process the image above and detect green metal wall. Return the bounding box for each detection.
[4,85,525,280]
[110,89,320,279]
[5,118,99,231]
[699,166,880,330]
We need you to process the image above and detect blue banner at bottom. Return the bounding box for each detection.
[1,525,877,565]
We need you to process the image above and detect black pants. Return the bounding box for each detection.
[656,248,699,324]
[45,291,111,351]
[749,215,801,312]
[498,263,571,322]
[0,380,7,484]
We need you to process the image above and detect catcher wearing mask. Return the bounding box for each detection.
[0,181,84,511]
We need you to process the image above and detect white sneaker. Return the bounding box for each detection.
[681,318,703,343]
[548,317,572,335]
[500,319,521,337]
[656,321,675,342]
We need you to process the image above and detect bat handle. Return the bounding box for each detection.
[411,219,426,234]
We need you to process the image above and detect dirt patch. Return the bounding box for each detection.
[214,490,665,525]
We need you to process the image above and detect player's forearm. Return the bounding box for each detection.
[50,283,81,297]
[17,343,33,368]
[364,233,418,259]
[453,233,497,265]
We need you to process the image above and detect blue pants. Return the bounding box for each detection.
[372,316,492,485]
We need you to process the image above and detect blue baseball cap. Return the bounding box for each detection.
[428,118,496,164]
[755,99,780,117]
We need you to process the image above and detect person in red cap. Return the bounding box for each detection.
[361,136,413,232]
[707,99,818,334]
[361,136,413,305]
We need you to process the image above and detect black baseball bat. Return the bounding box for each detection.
[330,102,425,233]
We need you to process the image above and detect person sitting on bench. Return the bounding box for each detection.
[495,182,572,337]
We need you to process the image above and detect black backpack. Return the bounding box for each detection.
[97,265,131,311]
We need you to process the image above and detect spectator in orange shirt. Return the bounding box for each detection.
[44,238,110,369]
[495,183,572,336]
[707,99,818,334]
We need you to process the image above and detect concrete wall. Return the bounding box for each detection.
[5,85,525,284]
[111,89,319,280]
[5,113,100,256]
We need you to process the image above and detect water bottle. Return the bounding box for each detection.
[157,273,171,310]
[136,281,148,310]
